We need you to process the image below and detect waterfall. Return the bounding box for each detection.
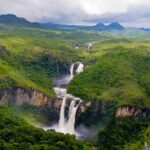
[58,95,67,131]
[54,87,67,98]
[76,63,84,74]
[68,100,75,118]
[87,42,96,50]
[57,95,81,134]
[70,63,75,80]
[87,42,92,50]
[66,99,81,134]
[48,62,84,135]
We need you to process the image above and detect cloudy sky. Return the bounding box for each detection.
[0,0,149,27]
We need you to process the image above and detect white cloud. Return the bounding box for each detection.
[0,0,149,26]
[86,2,150,27]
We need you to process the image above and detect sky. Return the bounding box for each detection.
[0,0,149,27]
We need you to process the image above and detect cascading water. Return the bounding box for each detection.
[58,95,67,131]
[66,98,81,134]
[57,95,81,134]
[68,100,75,118]
[54,87,67,98]
[76,63,84,74]
[46,62,84,135]
[70,63,75,80]
[87,42,92,50]
[86,42,96,50]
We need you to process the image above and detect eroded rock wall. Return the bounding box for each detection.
[116,105,150,117]
[0,87,61,108]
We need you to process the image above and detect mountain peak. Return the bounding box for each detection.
[94,22,124,30]
[0,14,27,22]
[0,14,41,28]
[1,14,19,18]
[108,22,124,30]
[96,23,105,27]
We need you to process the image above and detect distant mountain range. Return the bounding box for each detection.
[0,14,41,28]
[42,22,124,31]
[0,14,124,31]
[0,14,150,32]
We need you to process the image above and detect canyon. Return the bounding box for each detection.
[0,62,149,137]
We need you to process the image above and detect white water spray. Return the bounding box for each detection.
[58,96,67,131]
[70,63,75,80]
[68,100,75,118]
[87,42,92,50]
[76,63,84,74]
[54,87,67,98]
[70,62,84,79]
[58,95,81,134]
[86,42,96,50]
[66,99,81,134]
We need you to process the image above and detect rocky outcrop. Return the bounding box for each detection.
[76,100,111,126]
[0,87,93,112]
[0,87,62,109]
[0,86,127,127]
[116,105,150,117]
[78,101,92,113]
[0,87,46,106]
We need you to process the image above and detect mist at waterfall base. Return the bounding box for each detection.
[44,62,86,137]
[49,94,82,135]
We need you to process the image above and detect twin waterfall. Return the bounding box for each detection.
[69,63,84,80]
[58,95,81,134]
[53,62,84,135]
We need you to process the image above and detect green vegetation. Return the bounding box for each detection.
[0,23,126,96]
[124,126,150,150]
[0,22,150,150]
[11,104,51,127]
[0,24,81,96]
[0,106,95,150]
[98,117,150,150]
[68,46,150,108]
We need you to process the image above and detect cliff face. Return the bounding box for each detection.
[0,87,46,106]
[76,100,111,126]
[0,87,108,125]
[116,105,150,117]
[0,87,93,112]
[0,87,62,109]
[1,87,149,126]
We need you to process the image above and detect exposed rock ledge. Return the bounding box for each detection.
[0,87,62,109]
[116,105,150,117]
[0,87,92,113]
[1,87,130,126]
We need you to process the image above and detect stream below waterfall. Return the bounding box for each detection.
[44,62,84,135]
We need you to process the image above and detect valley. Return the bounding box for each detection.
[0,14,150,150]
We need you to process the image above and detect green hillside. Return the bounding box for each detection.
[0,14,41,28]
[0,24,122,96]
[0,22,150,150]
[68,46,150,108]
[0,24,81,96]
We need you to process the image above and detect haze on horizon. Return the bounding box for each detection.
[0,0,149,27]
